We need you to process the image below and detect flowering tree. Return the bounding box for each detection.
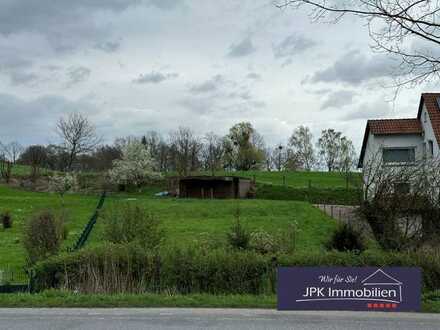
[49,173,77,209]
[109,140,160,188]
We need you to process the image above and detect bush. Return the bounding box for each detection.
[249,230,278,254]
[226,207,250,250]
[102,203,163,250]
[32,245,440,294]
[1,211,12,229]
[326,223,365,253]
[23,210,65,264]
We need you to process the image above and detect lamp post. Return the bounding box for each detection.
[278,144,283,172]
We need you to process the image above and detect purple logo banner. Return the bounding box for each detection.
[277,267,421,312]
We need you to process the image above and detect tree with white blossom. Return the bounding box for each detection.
[109,140,160,189]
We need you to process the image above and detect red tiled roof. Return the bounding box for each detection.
[367,118,423,135]
[417,93,440,145]
[358,118,422,168]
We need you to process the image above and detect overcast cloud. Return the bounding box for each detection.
[0,0,434,153]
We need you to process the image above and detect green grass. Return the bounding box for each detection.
[0,183,337,276]
[0,185,99,273]
[0,291,276,308]
[0,290,437,312]
[166,170,361,188]
[91,196,337,251]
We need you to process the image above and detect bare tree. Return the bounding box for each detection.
[56,112,101,171]
[360,154,440,250]
[288,125,315,171]
[169,127,202,176]
[338,137,358,188]
[0,141,23,183]
[202,132,224,176]
[19,145,48,180]
[0,141,23,164]
[317,129,342,172]
[277,0,440,87]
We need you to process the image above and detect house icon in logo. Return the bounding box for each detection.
[361,269,403,303]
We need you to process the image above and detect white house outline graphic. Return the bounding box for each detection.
[361,269,403,303]
[295,268,403,304]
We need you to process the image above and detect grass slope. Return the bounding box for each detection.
[0,185,99,273]
[91,195,337,252]
[0,184,337,276]
[166,170,361,188]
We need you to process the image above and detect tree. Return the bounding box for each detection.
[288,125,315,170]
[19,145,48,180]
[108,140,160,189]
[277,0,440,87]
[56,112,101,171]
[0,141,23,164]
[317,129,342,172]
[338,137,357,188]
[202,132,224,176]
[223,122,265,171]
[169,127,202,176]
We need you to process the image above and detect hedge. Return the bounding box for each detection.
[32,244,440,294]
[256,183,361,205]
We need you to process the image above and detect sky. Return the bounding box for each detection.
[0,0,436,153]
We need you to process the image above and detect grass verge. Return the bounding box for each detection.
[0,291,276,308]
[0,291,438,312]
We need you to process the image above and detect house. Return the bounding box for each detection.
[167,176,254,199]
[358,93,440,170]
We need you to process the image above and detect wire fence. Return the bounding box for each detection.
[0,267,29,293]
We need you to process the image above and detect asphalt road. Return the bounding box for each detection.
[0,308,439,330]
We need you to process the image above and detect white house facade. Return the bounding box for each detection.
[358,93,440,170]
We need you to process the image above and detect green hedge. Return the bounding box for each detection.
[256,183,361,205]
[31,245,440,294]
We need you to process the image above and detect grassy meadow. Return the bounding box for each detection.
[0,173,338,276]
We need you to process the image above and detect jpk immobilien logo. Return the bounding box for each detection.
[277,267,421,312]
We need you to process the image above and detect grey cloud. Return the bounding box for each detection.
[189,74,225,93]
[321,90,357,110]
[10,71,39,86]
[246,72,261,80]
[0,47,38,85]
[310,50,395,85]
[133,71,179,84]
[344,98,392,121]
[0,93,97,144]
[227,37,256,58]
[0,1,141,54]
[148,0,183,10]
[95,40,121,53]
[273,34,315,65]
[66,66,91,87]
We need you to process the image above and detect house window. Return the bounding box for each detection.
[394,182,410,195]
[428,140,434,157]
[424,112,428,123]
[382,148,415,164]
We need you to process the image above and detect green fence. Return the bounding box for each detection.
[71,191,107,251]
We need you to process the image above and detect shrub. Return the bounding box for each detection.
[227,206,250,250]
[32,246,440,294]
[326,223,365,253]
[277,221,300,254]
[249,230,278,254]
[1,211,12,229]
[102,203,163,250]
[23,210,65,264]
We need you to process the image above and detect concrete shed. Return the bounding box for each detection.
[168,176,254,199]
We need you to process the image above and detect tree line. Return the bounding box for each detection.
[0,112,358,180]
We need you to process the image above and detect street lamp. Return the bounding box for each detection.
[278,144,283,171]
